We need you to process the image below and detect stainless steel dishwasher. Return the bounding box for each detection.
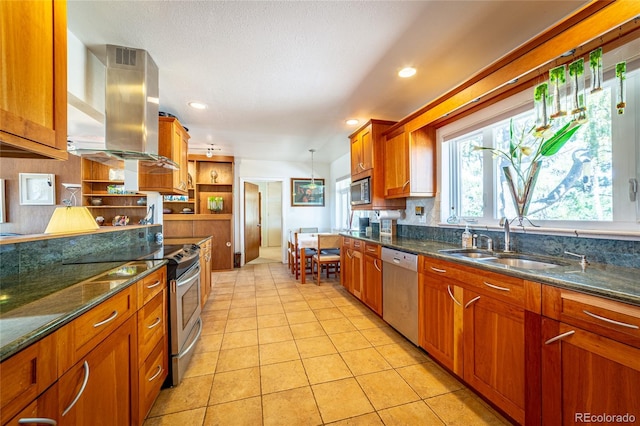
[382,247,419,345]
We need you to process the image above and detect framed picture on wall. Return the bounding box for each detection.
[19,173,56,205]
[291,178,325,207]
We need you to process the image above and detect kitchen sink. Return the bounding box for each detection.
[478,253,570,270]
[438,248,496,259]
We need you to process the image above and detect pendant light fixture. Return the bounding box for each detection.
[308,149,317,189]
[206,144,221,158]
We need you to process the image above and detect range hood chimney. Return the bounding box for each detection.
[69,44,177,182]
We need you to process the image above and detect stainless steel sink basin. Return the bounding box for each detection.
[438,249,496,259]
[479,253,570,270]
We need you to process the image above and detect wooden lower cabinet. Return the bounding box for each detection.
[5,383,59,426]
[346,247,363,299]
[57,316,137,425]
[362,249,382,315]
[164,217,233,271]
[463,290,525,424]
[199,238,212,307]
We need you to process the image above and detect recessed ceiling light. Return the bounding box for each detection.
[346,119,359,126]
[398,67,417,78]
[188,101,207,110]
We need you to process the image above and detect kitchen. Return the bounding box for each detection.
[2,1,640,425]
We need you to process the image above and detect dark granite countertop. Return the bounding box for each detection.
[0,259,167,361]
[341,232,640,307]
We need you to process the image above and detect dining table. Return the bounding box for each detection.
[295,232,341,284]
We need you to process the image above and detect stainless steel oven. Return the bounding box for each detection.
[169,259,202,385]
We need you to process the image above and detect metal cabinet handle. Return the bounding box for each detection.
[583,310,639,329]
[147,317,162,329]
[544,330,575,345]
[402,180,410,191]
[346,250,353,259]
[62,361,89,416]
[430,267,447,273]
[148,365,163,382]
[146,280,161,289]
[93,310,118,328]
[447,285,462,306]
[18,419,57,425]
[483,281,511,292]
[374,259,381,272]
[366,247,376,252]
[464,296,481,309]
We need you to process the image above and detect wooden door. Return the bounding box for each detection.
[58,317,136,426]
[362,254,382,315]
[463,291,525,424]
[194,220,233,270]
[244,182,260,264]
[418,276,463,374]
[542,319,640,425]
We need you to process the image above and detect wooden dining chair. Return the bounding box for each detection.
[311,234,341,285]
[299,227,318,233]
[292,232,315,280]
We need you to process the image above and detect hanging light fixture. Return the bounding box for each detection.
[44,183,99,234]
[206,144,221,158]
[308,149,317,189]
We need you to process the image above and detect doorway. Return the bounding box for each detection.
[243,180,283,264]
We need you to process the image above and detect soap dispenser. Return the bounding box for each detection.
[461,225,472,248]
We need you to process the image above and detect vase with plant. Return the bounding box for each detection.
[534,82,550,134]
[549,65,567,118]
[475,119,582,225]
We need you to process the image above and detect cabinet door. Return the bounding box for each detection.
[362,254,382,315]
[463,291,525,424]
[418,275,463,374]
[542,319,640,425]
[0,0,68,160]
[173,125,189,193]
[194,220,233,271]
[58,316,137,426]
[341,245,352,292]
[4,383,58,426]
[350,133,363,176]
[350,250,363,300]
[384,131,409,198]
[360,127,373,172]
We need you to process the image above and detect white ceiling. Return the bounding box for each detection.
[66,0,589,164]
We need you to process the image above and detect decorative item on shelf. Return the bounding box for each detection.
[112,215,129,226]
[44,183,100,234]
[589,47,603,93]
[95,216,105,226]
[108,168,125,181]
[91,197,103,206]
[208,196,223,213]
[182,207,194,214]
[533,82,550,134]
[139,204,155,224]
[616,61,627,115]
[210,169,218,183]
[106,184,135,194]
[549,65,567,118]
[136,197,146,206]
[163,207,172,214]
[188,173,193,188]
[446,206,460,224]
[568,58,587,121]
[475,118,582,226]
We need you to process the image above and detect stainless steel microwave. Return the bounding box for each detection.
[351,177,371,205]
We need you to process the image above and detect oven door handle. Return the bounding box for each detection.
[177,317,203,360]
[176,266,200,288]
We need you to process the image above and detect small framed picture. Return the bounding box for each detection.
[291,178,325,207]
[19,173,56,205]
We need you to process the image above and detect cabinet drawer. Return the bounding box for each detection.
[420,256,526,307]
[342,237,352,248]
[138,339,167,422]
[352,239,363,250]
[4,382,58,426]
[57,285,136,375]
[0,333,57,424]
[137,289,167,364]
[543,286,640,348]
[363,242,380,257]
[138,267,166,309]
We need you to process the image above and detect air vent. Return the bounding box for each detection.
[115,47,137,66]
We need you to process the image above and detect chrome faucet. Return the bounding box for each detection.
[477,234,494,251]
[565,251,589,270]
[500,217,512,252]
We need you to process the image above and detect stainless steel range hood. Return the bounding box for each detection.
[69,44,177,171]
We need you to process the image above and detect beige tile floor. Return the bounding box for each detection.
[144,263,512,426]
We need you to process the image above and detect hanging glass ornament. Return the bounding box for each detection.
[568,58,587,122]
[549,65,567,118]
[534,82,551,135]
[616,61,627,115]
[589,47,603,93]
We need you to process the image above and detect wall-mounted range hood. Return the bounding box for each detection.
[69,44,177,172]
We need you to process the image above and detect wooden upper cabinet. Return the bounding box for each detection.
[0,0,68,160]
[349,119,405,210]
[384,125,436,198]
[139,117,189,195]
